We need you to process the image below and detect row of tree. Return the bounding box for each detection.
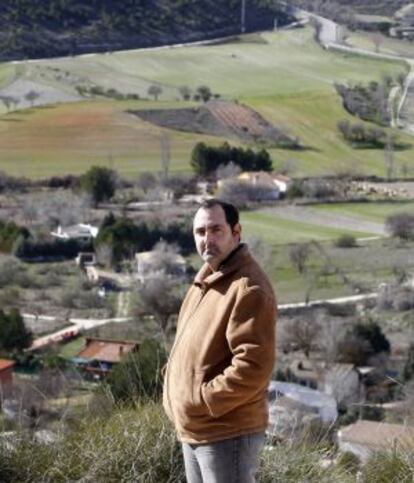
[191,142,273,177]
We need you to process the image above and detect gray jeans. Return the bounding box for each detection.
[182,431,265,483]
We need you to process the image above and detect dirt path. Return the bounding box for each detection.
[262,205,386,236]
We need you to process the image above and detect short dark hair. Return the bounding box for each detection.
[198,198,239,229]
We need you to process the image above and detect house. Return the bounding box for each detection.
[0,359,14,388]
[73,337,140,380]
[289,359,360,408]
[390,4,414,38]
[51,223,99,242]
[135,250,186,283]
[218,171,291,200]
[267,380,337,439]
[337,420,414,462]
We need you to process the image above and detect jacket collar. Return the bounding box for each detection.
[194,243,251,289]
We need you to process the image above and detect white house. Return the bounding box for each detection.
[267,381,338,438]
[51,223,99,242]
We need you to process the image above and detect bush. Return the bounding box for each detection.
[385,213,414,240]
[334,234,357,248]
[0,403,184,482]
[105,339,167,403]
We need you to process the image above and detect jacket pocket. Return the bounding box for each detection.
[189,369,207,415]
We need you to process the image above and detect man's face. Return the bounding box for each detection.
[193,205,241,271]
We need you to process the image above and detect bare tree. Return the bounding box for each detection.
[22,190,91,228]
[216,162,241,181]
[160,132,171,181]
[135,276,183,335]
[283,317,321,358]
[289,243,311,274]
[384,134,395,181]
[95,242,114,268]
[245,236,272,272]
[372,33,383,53]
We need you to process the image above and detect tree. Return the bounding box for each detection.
[80,166,116,206]
[195,85,212,102]
[24,90,40,107]
[283,317,321,358]
[160,132,170,181]
[136,276,183,335]
[106,339,167,403]
[337,319,390,365]
[147,84,162,101]
[384,134,395,181]
[403,343,414,382]
[178,85,192,101]
[0,308,32,352]
[289,243,311,274]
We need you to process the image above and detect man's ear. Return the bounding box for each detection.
[233,223,241,241]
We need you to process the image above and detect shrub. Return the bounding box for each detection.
[385,213,414,240]
[105,339,167,403]
[334,234,357,248]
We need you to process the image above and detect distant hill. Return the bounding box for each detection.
[0,0,293,61]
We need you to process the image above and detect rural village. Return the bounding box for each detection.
[1,1,414,481]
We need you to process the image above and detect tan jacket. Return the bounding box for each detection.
[163,244,277,443]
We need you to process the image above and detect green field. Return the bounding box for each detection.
[0,27,413,177]
[240,210,375,245]
[312,201,414,223]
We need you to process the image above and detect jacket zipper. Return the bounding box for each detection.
[165,287,206,420]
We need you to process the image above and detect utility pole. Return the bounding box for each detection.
[241,0,246,34]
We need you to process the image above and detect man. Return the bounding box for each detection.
[163,199,277,483]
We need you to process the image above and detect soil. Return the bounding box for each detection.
[129,100,295,145]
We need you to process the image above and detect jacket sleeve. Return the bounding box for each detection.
[201,286,277,419]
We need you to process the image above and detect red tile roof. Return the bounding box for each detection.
[77,338,139,364]
[0,359,15,371]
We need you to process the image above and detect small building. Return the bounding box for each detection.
[218,171,291,200]
[268,381,338,424]
[337,420,414,462]
[51,223,99,242]
[74,337,140,380]
[391,4,414,38]
[289,359,360,408]
[0,359,14,387]
[135,250,186,283]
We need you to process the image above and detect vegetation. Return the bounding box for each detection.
[0,220,30,253]
[79,166,117,206]
[105,339,167,404]
[385,212,414,240]
[336,120,394,148]
[338,318,390,365]
[0,308,32,352]
[191,142,272,177]
[95,213,194,265]
[0,0,292,61]
[335,78,394,126]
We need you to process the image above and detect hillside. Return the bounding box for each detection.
[291,0,406,17]
[0,28,412,178]
[0,0,293,61]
